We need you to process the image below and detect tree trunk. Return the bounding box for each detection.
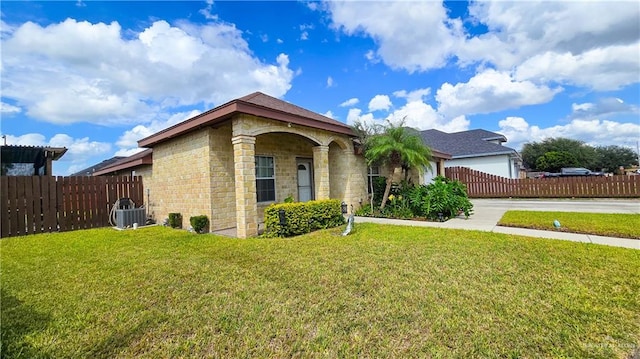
[369,166,374,211]
[379,175,393,210]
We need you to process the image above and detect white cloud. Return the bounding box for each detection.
[327,1,462,72]
[514,44,640,91]
[570,97,639,120]
[199,0,218,20]
[340,98,359,107]
[393,88,431,103]
[326,76,334,88]
[344,97,470,133]
[498,116,640,151]
[3,133,47,146]
[114,148,147,157]
[386,100,469,133]
[1,18,294,125]
[324,1,640,91]
[300,31,309,40]
[259,34,269,42]
[323,110,335,119]
[436,69,561,118]
[368,94,392,112]
[1,102,21,114]
[116,110,201,150]
[464,1,639,69]
[346,108,374,126]
[276,38,283,44]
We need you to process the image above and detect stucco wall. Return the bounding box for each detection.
[445,155,515,178]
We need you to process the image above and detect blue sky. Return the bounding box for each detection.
[1,1,639,175]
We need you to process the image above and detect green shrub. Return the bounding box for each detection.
[415,176,473,220]
[189,215,210,234]
[168,213,182,229]
[362,177,473,221]
[264,199,345,238]
[354,204,373,216]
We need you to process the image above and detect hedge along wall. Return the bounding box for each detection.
[263,199,345,237]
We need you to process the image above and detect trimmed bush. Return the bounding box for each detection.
[264,199,345,238]
[168,213,182,229]
[189,215,210,234]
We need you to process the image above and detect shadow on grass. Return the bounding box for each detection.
[0,289,53,359]
[84,315,159,358]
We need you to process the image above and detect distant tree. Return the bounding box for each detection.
[521,137,597,170]
[594,145,639,173]
[365,120,432,210]
[535,151,579,172]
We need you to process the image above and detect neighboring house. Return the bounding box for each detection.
[98,92,450,237]
[1,145,67,176]
[70,156,126,176]
[421,129,522,180]
[92,149,153,178]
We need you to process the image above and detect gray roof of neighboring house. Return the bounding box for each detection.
[70,156,126,176]
[420,129,517,159]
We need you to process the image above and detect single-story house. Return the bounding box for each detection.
[1,145,67,176]
[98,92,450,237]
[420,129,523,180]
[70,155,127,176]
[92,149,153,178]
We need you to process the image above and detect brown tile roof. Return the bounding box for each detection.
[238,92,350,129]
[93,148,152,176]
[138,92,354,147]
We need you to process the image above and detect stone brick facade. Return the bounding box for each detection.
[146,113,368,237]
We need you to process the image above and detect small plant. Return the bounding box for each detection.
[189,215,210,234]
[168,213,182,229]
[284,195,295,203]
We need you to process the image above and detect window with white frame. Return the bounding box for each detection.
[367,166,381,193]
[255,156,275,202]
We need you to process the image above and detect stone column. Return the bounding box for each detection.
[232,135,258,238]
[438,159,446,177]
[313,145,330,200]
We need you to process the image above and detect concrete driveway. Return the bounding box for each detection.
[471,198,640,215]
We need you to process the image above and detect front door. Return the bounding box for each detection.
[297,160,313,202]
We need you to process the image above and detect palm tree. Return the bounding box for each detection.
[365,120,432,210]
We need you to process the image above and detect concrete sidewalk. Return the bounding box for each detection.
[355,199,639,250]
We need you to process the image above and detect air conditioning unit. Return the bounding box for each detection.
[116,208,146,229]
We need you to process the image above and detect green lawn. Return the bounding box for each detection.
[498,211,640,239]
[1,225,639,358]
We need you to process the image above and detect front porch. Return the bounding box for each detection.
[231,114,366,238]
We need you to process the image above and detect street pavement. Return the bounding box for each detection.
[355,198,640,250]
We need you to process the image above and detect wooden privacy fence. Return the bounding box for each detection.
[446,167,640,198]
[1,176,144,238]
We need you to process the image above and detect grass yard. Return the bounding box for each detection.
[498,211,640,239]
[1,225,639,358]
